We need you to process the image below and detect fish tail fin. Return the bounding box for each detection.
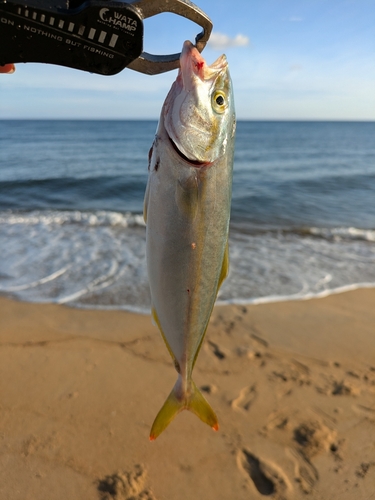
[149,377,219,441]
[187,379,219,430]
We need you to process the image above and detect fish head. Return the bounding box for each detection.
[163,40,235,165]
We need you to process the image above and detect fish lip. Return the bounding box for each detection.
[168,134,212,168]
[180,40,228,86]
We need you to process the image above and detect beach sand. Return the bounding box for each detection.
[0,289,374,500]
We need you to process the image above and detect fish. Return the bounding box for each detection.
[144,40,236,440]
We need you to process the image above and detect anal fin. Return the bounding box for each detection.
[217,240,229,292]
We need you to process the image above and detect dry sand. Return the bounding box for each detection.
[0,289,375,500]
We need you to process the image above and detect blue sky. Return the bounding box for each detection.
[1,0,374,119]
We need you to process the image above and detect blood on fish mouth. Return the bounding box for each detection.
[168,135,211,168]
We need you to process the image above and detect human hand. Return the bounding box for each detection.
[0,64,15,73]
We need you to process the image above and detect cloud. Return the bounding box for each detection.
[207,32,250,50]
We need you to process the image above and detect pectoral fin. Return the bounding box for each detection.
[175,175,199,219]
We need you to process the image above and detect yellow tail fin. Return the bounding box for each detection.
[149,378,219,441]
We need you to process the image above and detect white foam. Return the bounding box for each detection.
[0,210,146,228]
[217,282,375,307]
[309,226,375,242]
[57,259,119,304]
[0,267,68,292]
[1,209,374,312]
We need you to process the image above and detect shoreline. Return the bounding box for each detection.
[218,280,375,307]
[2,280,375,316]
[1,288,375,499]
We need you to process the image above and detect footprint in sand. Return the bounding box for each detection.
[316,375,361,396]
[97,464,155,500]
[286,448,319,496]
[292,419,339,494]
[355,461,375,478]
[207,340,227,360]
[200,383,218,395]
[293,420,337,459]
[231,385,257,412]
[237,449,291,498]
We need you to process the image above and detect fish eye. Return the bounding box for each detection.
[216,94,224,106]
[212,90,227,113]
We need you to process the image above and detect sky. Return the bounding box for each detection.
[1,0,375,119]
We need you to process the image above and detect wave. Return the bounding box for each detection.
[0,176,147,211]
[1,208,374,241]
[0,209,146,228]
[0,208,374,312]
[0,267,68,292]
[231,170,375,229]
[307,226,375,242]
[230,223,375,243]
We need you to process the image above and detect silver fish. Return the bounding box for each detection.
[144,40,236,440]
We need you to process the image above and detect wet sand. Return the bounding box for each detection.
[0,289,375,500]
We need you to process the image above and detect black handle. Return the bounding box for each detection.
[0,0,144,75]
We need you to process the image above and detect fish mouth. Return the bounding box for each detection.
[168,134,211,168]
[180,40,228,85]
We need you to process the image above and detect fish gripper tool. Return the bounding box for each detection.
[0,0,213,75]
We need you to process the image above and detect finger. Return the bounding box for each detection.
[0,64,16,74]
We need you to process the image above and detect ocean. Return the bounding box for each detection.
[1,119,374,313]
